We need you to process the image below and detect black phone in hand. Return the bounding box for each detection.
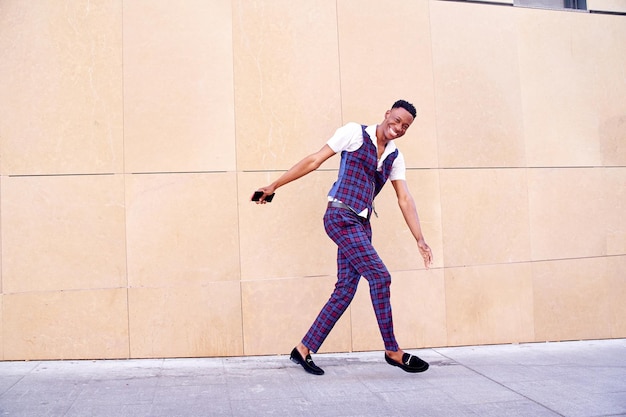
[252,191,275,202]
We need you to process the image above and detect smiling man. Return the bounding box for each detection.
[253,100,433,375]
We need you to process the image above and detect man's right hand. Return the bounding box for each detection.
[251,186,275,204]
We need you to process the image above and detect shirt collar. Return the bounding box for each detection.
[366,124,397,157]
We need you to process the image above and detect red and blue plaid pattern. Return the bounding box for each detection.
[328,125,398,214]
[302,208,398,352]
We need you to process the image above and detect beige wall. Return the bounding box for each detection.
[0,0,624,360]
[588,0,626,13]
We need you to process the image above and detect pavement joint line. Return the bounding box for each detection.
[432,347,567,417]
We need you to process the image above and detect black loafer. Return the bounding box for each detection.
[385,352,429,373]
[290,347,324,375]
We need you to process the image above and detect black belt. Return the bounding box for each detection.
[327,201,370,220]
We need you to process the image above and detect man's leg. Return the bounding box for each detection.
[291,209,361,375]
[322,209,399,352]
[296,208,428,373]
[301,247,361,353]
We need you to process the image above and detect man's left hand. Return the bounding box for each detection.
[417,239,433,269]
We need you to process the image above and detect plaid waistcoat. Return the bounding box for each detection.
[328,125,398,214]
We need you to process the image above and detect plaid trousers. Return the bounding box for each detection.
[301,206,399,352]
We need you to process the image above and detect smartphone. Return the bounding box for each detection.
[252,191,275,202]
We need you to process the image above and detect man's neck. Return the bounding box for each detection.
[375,125,389,148]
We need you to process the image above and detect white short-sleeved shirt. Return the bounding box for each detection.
[326,123,406,217]
[326,122,406,181]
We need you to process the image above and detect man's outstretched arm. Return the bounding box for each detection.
[392,179,433,269]
[253,144,336,203]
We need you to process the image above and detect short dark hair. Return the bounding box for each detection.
[392,100,416,119]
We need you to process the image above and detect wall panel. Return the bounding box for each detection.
[528,168,606,261]
[337,0,438,169]
[593,14,626,167]
[125,172,240,288]
[533,258,613,342]
[440,168,531,267]
[232,0,342,172]
[1,175,127,293]
[128,283,243,358]
[0,1,123,175]
[518,9,602,167]
[445,263,535,346]
[3,289,129,360]
[605,168,626,255]
[431,1,525,168]
[607,256,626,338]
[123,0,236,173]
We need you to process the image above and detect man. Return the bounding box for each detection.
[253,100,433,375]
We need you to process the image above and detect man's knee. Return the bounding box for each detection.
[367,270,391,290]
[332,281,358,301]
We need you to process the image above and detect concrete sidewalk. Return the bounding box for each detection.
[0,339,624,417]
